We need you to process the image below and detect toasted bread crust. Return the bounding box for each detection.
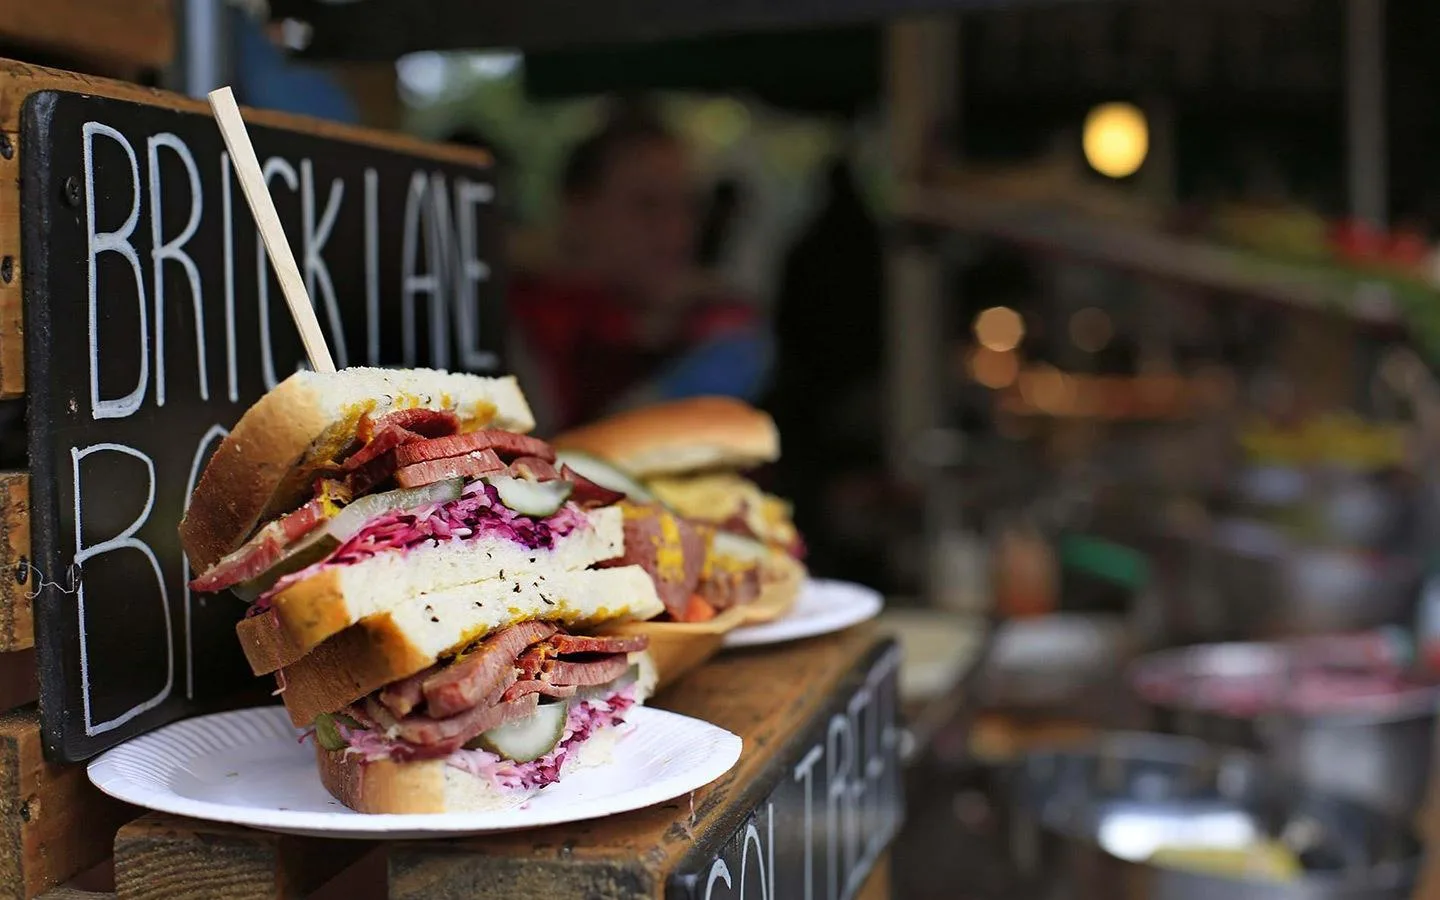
[180,368,534,573]
[276,614,440,726]
[315,744,448,814]
[180,373,338,574]
[268,568,358,657]
[552,396,779,477]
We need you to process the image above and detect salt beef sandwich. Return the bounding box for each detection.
[180,367,667,813]
[552,396,806,629]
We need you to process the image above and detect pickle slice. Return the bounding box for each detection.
[232,478,465,600]
[477,702,568,763]
[554,450,656,502]
[487,475,573,518]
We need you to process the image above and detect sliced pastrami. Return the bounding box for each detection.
[500,680,579,703]
[422,621,558,718]
[394,430,556,467]
[394,449,506,488]
[388,694,540,758]
[547,634,649,655]
[543,654,631,687]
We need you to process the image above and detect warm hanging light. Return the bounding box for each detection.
[1083,102,1148,179]
[973,306,1025,353]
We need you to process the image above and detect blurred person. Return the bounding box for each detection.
[509,103,772,433]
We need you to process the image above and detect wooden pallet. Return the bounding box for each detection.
[16,626,899,898]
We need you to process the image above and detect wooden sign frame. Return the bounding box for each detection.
[0,59,507,765]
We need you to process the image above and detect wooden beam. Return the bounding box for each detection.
[36,890,115,900]
[0,474,30,650]
[0,649,36,712]
[114,814,376,900]
[0,0,174,72]
[0,710,134,899]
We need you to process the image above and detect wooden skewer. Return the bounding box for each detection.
[207,86,337,374]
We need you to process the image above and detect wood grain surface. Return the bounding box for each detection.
[0,0,173,70]
[113,814,373,900]
[0,711,133,899]
[0,649,36,712]
[0,474,30,650]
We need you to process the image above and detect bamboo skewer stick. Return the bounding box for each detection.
[207,86,336,374]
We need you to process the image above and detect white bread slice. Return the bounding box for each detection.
[266,505,623,660]
[181,367,535,573]
[315,652,657,813]
[273,564,662,725]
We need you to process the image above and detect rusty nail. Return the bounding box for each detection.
[63,176,81,207]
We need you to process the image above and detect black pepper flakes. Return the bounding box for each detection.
[430,616,439,623]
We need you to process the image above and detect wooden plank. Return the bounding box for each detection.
[35,890,115,899]
[0,56,494,401]
[0,710,134,899]
[0,0,173,70]
[114,814,375,900]
[0,473,30,651]
[387,626,900,899]
[0,650,36,711]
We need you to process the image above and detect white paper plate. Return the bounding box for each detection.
[723,578,884,648]
[88,705,741,839]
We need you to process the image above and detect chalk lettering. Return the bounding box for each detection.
[72,443,171,735]
[454,177,498,371]
[704,860,733,900]
[148,132,208,405]
[257,156,299,388]
[364,167,380,365]
[401,170,438,367]
[826,712,854,900]
[221,151,239,401]
[84,122,149,420]
[741,821,768,900]
[301,159,348,367]
[793,743,824,900]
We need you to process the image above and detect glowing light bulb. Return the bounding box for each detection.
[1083,102,1148,179]
[974,306,1025,352]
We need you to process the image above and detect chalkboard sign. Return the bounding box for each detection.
[21,89,505,762]
[669,641,903,900]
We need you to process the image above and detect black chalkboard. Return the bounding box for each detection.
[21,90,506,762]
[668,640,904,900]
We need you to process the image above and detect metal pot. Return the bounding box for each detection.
[1131,642,1440,817]
[1005,733,1422,900]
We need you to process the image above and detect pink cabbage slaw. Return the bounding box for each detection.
[333,686,639,793]
[253,481,586,611]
